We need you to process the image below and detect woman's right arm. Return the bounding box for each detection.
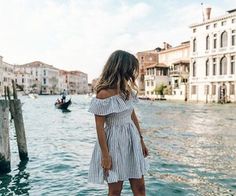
[95,115,109,158]
[95,114,112,175]
[94,89,113,174]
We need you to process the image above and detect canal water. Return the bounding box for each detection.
[0,95,236,196]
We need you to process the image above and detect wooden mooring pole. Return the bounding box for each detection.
[10,80,28,161]
[0,100,11,173]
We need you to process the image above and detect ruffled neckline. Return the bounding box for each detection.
[88,91,138,116]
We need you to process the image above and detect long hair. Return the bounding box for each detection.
[95,50,139,99]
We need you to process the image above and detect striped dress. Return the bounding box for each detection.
[88,92,148,184]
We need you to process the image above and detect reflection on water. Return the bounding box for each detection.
[0,160,30,195]
[138,101,236,195]
[0,96,236,195]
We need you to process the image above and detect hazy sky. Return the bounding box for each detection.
[0,0,236,82]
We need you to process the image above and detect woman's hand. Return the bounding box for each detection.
[101,155,112,177]
[141,139,149,157]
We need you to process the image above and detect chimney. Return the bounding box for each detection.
[205,7,211,20]
[163,42,172,50]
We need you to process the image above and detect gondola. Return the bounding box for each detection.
[55,99,72,110]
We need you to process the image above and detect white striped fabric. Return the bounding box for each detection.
[88,91,148,184]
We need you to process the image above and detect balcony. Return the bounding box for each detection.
[169,70,189,78]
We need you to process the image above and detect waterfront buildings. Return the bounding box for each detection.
[159,42,190,100]
[15,61,60,95]
[136,49,159,96]
[137,42,190,100]
[0,56,15,96]
[189,8,236,103]
[0,57,89,96]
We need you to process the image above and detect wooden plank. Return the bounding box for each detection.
[11,99,28,161]
[0,100,11,173]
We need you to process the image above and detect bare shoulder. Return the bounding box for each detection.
[96,89,117,99]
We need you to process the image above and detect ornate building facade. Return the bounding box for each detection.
[189,8,236,103]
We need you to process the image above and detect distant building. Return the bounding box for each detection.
[159,41,190,100]
[0,56,3,96]
[68,71,88,94]
[189,8,236,103]
[91,78,99,93]
[59,70,88,94]
[15,61,60,95]
[136,49,159,95]
[137,42,190,100]
[0,56,15,96]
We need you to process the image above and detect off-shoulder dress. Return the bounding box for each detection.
[88,92,148,184]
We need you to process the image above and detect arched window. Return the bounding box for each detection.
[213,34,217,49]
[193,38,196,52]
[221,31,228,47]
[206,35,210,50]
[192,62,196,77]
[206,60,209,76]
[220,56,227,75]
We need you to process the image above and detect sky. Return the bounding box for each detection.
[0,0,236,82]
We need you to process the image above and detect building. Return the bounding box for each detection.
[16,61,60,95]
[14,69,34,94]
[137,42,190,100]
[159,41,190,100]
[91,78,99,93]
[189,8,236,103]
[136,49,159,95]
[68,71,88,94]
[59,70,88,95]
[0,56,3,96]
[0,56,15,96]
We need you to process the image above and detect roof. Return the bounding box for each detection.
[190,9,236,28]
[145,63,168,69]
[172,60,190,65]
[20,61,57,69]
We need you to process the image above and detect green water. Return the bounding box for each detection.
[0,95,236,195]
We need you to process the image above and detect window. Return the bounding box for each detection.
[206,35,210,50]
[151,81,154,86]
[213,34,217,49]
[192,62,196,77]
[22,78,24,83]
[214,23,217,28]
[44,70,46,76]
[147,81,149,86]
[193,38,196,52]
[193,28,196,33]
[206,25,210,30]
[36,71,38,76]
[213,58,217,75]
[191,85,196,95]
[230,83,235,95]
[212,85,216,95]
[205,85,209,95]
[220,56,227,75]
[221,21,226,26]
[43,78,46,84]
[221,31,228,47]
[232,18,235,23]
[206,60,209,76]
[231,55,235,74]
[232,30,235,46]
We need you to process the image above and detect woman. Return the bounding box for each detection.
[88,50,149,195]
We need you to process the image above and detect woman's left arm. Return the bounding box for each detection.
[131,110,149,157]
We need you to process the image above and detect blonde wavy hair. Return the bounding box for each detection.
[95,50,139,100]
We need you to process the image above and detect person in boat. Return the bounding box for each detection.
[61,89,67,103]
